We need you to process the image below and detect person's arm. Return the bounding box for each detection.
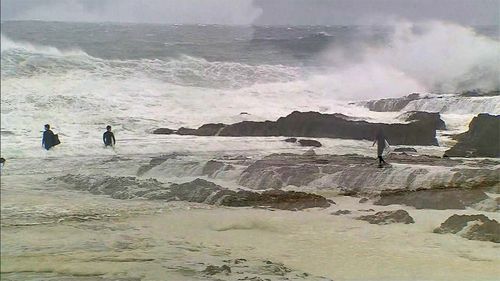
[42,132,46,147]
[103,133,106,145]
[111,133,116,145]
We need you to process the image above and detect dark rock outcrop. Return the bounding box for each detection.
[445,114,500,158]
[298,139,322,147]
[434,214,500,243]
[393,147,418,153]
[375,188,490,210]
[191,123,226,136]
[401,111,446,130]
[152,128,174,134]
[156,111,441,145]
[284,138,297,143]
[357,210,414,225]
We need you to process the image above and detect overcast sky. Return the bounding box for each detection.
[1,0,499,26]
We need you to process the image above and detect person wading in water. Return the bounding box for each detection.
[103,125,116,147]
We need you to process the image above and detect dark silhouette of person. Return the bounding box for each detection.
[42,124,56,150]
[372,128,388,167]
[103,125,116,147]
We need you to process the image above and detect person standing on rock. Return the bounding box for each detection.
[372,128,389,167]
[103,125,116,147]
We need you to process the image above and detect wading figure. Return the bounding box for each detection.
[372,128,389,167]
[103,125,116,147]
[42,124,58,150]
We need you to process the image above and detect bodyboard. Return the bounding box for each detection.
[53,134,61,146]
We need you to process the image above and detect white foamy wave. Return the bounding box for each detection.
[403,96,500,114]
[1,36,300,89]
[1,34,87,56]
[320,20,500,95]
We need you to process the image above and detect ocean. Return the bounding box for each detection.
[1,21,499,280]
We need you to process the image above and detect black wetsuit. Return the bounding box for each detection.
[42,130,55,150]
[103,131,116,147]
[375,133,387,165]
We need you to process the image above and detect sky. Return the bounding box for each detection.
[1,0,499,26]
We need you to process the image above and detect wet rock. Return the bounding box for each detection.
[177,127,197,135]
[358,210,414,225]
[192,123,226,136]
[152,128,174,134]
[238,153,499,192]
[298,139,322,147]
[401,111,446,130]
[221,189,331,210]
[445,113,500,158]
[202,264,231,275]
[167,111,440,145]
[332,210,351,215]
[434,214,500,243]
[393,147,417,153]
[375,188,490,210]
[284,137,297,143]
[359,198,369,203]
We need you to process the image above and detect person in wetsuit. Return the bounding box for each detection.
[372,128,388,167]
[103,125,116,147]
[42,124,56,150]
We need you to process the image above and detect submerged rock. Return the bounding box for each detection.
[52,176,330,211]
[445,113,500,158]
[202,265,231,275]
[332,210,351,215]
[298,139,322,147]
[202,160,234,178]
[284,137,297,143]
[136,153,186,176]
[375,188,490,210]
[357,210,415,225]
[434,214,500,243]
[200,259,333,281]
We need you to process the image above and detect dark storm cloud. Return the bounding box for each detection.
[1,0,498,25]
